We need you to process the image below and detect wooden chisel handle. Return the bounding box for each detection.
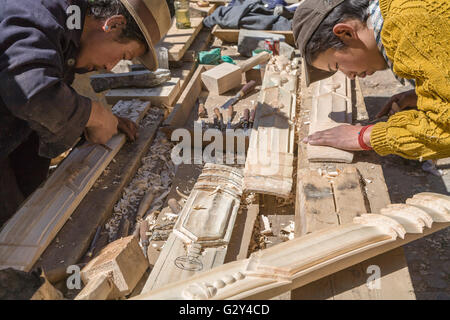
[236,80,256,99]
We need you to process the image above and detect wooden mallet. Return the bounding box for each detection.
[201,51,271,95]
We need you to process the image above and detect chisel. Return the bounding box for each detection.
[214,107,224,130]
[219,80,257,110]
[249,105,257,128]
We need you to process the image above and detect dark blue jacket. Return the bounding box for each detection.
[0,0,91,159]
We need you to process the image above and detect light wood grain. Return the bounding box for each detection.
[159,17,204,61]
[0,100,150,272]
[141,163,244,293]
[106,77,181,108]
[212,25,295,46]
[243,59,298,197]
[131,193,449,300]
[307,71,354,163]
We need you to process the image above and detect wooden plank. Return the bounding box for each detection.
[34,108,163,275]
[295,168,337,236]
[106,78,181,108]
[212,25,295,46]
[165,65,207,128]
[131,193,450,300]
[141,164,244,293]
[235,203,259,261]
[243,57,298,197]
[160,17,204,62]
[171,28,213,105]
[0,100,151,272]
[307,71,354,163]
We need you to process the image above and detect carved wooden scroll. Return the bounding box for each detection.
[243,56,298,198]
[0,100,151,271]
[132,192,450,300]
[140,163,243,293]
[307,72,354,163]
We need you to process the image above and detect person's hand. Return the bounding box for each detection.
[302,124,374,151]
[85,101,118,145]
[376,89,417,118]
[117,116,138,142]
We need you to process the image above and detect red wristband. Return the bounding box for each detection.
[358,125,374,150]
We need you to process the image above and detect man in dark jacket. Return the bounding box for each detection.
[0,0,172,225]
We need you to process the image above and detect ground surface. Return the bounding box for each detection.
[359,70,449,300]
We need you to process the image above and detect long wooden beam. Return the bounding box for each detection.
[131,192,449,300]
[243,56,298,198]
[0,100,151,271]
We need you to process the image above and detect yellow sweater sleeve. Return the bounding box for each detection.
[371,0,450,160]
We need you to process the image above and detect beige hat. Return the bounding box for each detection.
[120,0,172,70]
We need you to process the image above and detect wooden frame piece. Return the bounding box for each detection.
[0,100,151,271]
[212,25,295,46]
[141,163,244,293]
[131,193,450,300]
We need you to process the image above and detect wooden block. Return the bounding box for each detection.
[201,63,241,95]
[106,77,181,107]
[75,273,118,300]
[0,100,151,272]
[81,236,148,298]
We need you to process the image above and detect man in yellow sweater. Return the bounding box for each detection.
[293,0,449,160]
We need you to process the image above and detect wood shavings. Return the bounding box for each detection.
[105,130,175,241]
[176,187,189,200]
[259,215,272,236]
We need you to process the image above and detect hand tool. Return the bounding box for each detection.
[220,80,257,110]
[249,105,257,128]
[214,107,224,130]
[242,108,250,132]
[201,51,270,94]
[225,105,234,129]
[197,97,207,118]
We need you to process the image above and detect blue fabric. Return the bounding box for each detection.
[0,0,92,159]
[203,0,292,31]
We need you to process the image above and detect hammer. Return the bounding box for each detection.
[201,51,271,95]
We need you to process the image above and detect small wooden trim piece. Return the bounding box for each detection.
[0,100,151,272]
[131,192,450,300]
[307,71,354,163]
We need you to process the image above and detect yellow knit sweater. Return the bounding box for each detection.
[370,0,450,160]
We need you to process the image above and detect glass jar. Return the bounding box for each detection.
[174,0,191,29]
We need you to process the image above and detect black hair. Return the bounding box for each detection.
[87,0,175,47]
[305,0,370,65]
